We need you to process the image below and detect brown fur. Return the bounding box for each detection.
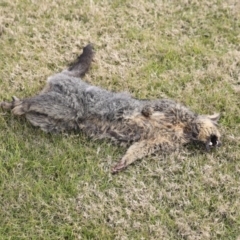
[0,44,221,173]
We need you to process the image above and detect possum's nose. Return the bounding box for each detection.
[206,135,221,151]
[210,135,218,146]
[209,140,221,147]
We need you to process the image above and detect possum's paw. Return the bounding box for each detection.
[111,162,126,174]
[111,157,128,174]
[0,96,20,110]
[0,101,13,110]
[141,105,154,117]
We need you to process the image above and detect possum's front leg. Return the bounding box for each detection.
[111,137,171,173]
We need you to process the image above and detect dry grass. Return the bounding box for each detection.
[1,0,240,239]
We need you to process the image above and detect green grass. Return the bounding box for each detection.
[1,0,240,239]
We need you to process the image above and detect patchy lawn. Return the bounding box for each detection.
[0,0,240,239]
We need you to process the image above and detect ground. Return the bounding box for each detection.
[0,0,240,239]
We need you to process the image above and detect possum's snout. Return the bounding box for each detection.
[210,134,218,146]
[206,134,221,151]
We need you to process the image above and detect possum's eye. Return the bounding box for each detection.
[192,132,198,139]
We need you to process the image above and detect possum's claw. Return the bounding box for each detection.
[111,162,127,174]
[0,96,21,110]
[0,101,13,110]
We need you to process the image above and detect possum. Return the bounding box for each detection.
[1,44,221,173]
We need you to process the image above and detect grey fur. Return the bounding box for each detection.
[0,44,221,173]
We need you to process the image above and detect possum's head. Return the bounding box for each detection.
[192,113,221,150]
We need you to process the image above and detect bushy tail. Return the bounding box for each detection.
[1,44,94,112]
[65,43,94,78]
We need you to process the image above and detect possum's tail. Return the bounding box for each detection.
[0,44,94,112]
[63,43,94,78]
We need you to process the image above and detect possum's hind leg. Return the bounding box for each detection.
[26,93,81,132]
[25,112,78,133]
[1,92,81,133]
[0,44,93,132]
[1,96,21,111]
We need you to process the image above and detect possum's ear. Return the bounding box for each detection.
[207,113,220,123]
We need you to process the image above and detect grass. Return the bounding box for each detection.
[0,0,240,239]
